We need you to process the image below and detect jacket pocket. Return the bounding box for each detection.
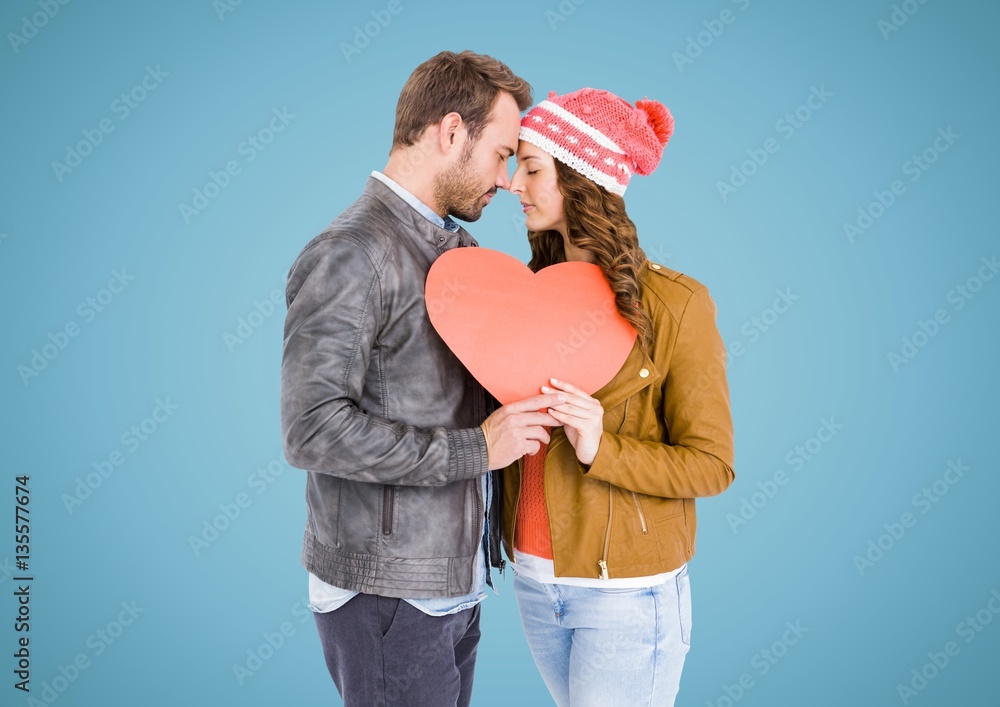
[629,490,649,535]
[382,484,395,536]
[651,497,685,523]
[675,564,692,646]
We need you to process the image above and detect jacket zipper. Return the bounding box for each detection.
[599,396,632,579]
[473,474,483,587]
[510,456,524,560]
[630,491,648,535]
[491,464,506,578]
[472,385,482,575]
[482,389,506,577]
[382,485,394,535]
[599,489,613,580]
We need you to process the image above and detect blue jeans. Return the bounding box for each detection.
[512,565,692,707]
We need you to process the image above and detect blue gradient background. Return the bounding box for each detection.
[2,1,998,705]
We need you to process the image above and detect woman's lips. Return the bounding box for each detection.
[521,203,534,213]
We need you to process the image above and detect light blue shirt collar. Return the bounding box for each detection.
[370,170,460,233]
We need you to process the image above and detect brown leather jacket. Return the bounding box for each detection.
[501,261,735,579]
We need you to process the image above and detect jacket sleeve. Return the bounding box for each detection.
[280,236,488,486]
[582,285,735,498]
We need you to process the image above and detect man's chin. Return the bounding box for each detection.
[450,206,484,223]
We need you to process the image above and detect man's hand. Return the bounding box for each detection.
[480,393,565,470]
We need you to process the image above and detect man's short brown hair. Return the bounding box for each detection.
[392,50,533,150]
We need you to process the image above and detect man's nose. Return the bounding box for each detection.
[496,168,512,191]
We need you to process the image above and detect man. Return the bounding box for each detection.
[280,50,563,706]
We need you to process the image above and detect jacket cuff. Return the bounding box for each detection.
[447,427,489,482]
[578,431,609,477]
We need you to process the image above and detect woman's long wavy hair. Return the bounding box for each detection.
[527,159,655,353]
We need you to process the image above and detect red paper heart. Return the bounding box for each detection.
[425,248,637,405]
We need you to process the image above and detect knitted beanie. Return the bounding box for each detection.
[519,88,674,196]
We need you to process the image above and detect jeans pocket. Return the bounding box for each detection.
[377,596,403,639]
[675,565,692,646]
[590,585,648,594]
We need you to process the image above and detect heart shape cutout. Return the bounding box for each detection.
[425,248,637,405]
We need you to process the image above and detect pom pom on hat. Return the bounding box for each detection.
[630,98,674,176]
[635,98,674,147]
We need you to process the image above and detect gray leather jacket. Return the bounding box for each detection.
[281,177,502,598]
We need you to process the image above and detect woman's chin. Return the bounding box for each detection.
[525,215,547,232]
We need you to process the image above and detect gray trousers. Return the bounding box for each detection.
[313,593,481,707]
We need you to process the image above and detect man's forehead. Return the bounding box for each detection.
[482,121,518,155]
[489,95,523,130]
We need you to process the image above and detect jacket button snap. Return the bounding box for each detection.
[650,263,661,270]
[639,368,649,378]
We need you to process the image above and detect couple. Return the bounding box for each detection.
[280,50,735,707]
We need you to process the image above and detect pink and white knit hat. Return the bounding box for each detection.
[519,88,675,196]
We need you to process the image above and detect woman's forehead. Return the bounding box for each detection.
[517,142,549,159]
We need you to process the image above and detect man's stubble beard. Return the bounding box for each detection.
[433,143,494,223]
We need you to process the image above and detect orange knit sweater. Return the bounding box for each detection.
[513,435,553,559]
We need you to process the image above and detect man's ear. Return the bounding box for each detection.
[437,112,464,155]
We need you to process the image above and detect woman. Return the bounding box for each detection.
[502,88,736,707]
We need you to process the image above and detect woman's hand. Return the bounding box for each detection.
[541,378,604,466]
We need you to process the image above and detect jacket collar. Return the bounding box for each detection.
[363,176,479,251]
[592,338,662,411]
[592,267,670,409]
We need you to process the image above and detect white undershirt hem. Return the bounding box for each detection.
[512,549,682,588]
